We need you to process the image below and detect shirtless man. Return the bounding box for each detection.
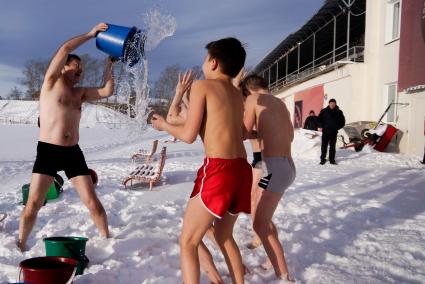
[241,74,296,281]
[152,37,251,284]
[18,23,114,251]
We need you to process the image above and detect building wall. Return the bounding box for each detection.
[357,0,425,155]
[275,63,366,126]
[294,85,324,127]
[397,91,425,155]
[271,0,425,156]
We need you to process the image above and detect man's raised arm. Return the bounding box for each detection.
[82,56,115,102]
[43,23,108,89]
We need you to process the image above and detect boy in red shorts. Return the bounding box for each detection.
[151,37,251,284]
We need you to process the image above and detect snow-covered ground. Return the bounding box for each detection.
[0,100,133,128]
[0,120,424,283]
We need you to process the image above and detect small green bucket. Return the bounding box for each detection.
[21,184,47,206]
[43,236,89,275]
[22,174,64,205]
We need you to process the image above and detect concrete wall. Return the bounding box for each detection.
[397,91,425,156]
[275,63,366,126]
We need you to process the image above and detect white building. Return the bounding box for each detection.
[254,0,425,156]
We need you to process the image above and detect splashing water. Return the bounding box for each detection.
[114,9,177,139]
[144,9,177,51]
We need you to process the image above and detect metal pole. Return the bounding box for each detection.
[313,32,316,69]
[276,61,279,81]
[268,67,271,86]
[297,43,300,74]
[333,15,336,63]
[285,55,288,83]
[346,0,351,60]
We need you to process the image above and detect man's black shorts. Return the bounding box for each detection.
[33,141,90,179]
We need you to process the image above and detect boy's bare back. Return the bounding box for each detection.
[197,79,246,159]
[246,93,293,158]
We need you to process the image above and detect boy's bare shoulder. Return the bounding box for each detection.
[191,79,211,88]
[192,79,229,97]
[189,80,209,95]
[247,92,260,104]
[192,79,213,93]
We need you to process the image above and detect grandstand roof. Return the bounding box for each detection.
[254,0,348,73]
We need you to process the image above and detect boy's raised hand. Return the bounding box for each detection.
[151,114,166,131]
[233,67,247,88]
[176,70,195,96]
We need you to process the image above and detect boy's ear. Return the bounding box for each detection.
[210,58,219,71]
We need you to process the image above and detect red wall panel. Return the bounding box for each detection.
[398,0,425,91]
[293,85,324,128]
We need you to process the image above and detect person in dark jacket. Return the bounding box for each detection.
[318,98,345,165]
[303,110,319,131]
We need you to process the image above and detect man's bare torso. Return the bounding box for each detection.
[39,77,83,146]
[198,80,247,159]
[254,94,293,158]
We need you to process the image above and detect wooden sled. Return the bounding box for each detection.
[123,147,167,190]
[131,140,159,163]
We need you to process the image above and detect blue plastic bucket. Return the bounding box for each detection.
[96,23,145,66]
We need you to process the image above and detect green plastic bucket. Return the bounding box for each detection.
[21,184,47,206]
[43,236,89,275]
[22,174,64,205]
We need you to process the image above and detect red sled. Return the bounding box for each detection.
[374,124,397,152]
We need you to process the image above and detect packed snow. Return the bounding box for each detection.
[0,105,424,283]
[0,100,133,128]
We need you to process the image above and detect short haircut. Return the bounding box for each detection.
[205,37,246,78]
[66,54,81,65]
[240,74,268,97]
[309,110,315,114]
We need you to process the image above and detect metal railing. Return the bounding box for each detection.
[268,45,364,92]
[0,116,37,125]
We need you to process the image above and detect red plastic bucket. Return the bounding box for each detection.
[19,256,77,284]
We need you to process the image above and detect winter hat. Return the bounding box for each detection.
[329,98,336,104]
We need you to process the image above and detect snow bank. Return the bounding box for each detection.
[0,100,134,128]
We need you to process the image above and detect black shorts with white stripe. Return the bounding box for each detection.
[258,174,272,190]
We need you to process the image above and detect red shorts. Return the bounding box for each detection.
[190,157,252,218]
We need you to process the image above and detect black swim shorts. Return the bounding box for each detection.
[251,152,262,169]
[32,141,90,179]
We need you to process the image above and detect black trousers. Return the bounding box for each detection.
[321,131,337,162]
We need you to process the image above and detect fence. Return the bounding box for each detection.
[0,116,37,125]
[269,45,365,92]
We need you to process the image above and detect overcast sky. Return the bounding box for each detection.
[0,0,323,97]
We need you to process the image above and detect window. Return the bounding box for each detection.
[392,2,400,39]
[386,0,401,43]
[386,83,397,122]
